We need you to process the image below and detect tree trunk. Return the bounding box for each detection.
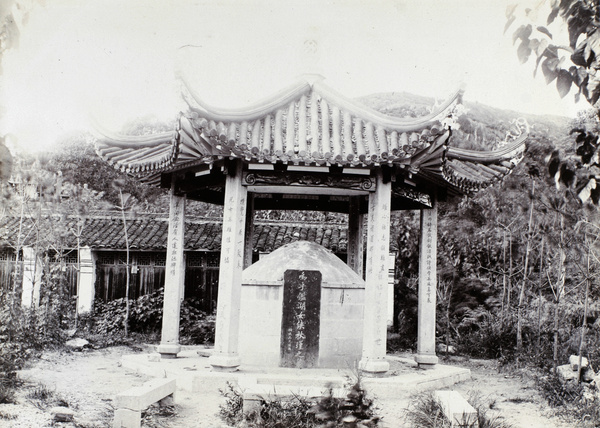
[74,234,81,330]
[445,283,452,357]
[517,180,535,362]
[501,230,507,324]
[553,215,565,374]
[508,232,513,310]
[537,236,544,351]
[119,190,131,337]
[577,245,591,382]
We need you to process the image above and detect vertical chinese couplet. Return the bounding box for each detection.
[210,162,248,368]
[280,270,322,368]
[158,186,186,357]
[243,193,255,269]
[416,200,439,366]
[347,196,364,277]
[360,172,391,373]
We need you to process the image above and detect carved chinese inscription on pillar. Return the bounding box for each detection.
[167,197,184,278]
[422,209,436,304]
[280,270,321,368]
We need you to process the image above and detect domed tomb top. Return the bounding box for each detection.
[242,241,364,288]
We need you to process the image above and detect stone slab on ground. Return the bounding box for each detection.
[556,364,577,382]
[65,338,90,351]
[569,355,589,371]
[114,377,176,411]
[434,390,478,427]
[50,406,74,422]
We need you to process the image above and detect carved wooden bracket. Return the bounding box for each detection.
[242,172,376,192]
[392,184,432,207]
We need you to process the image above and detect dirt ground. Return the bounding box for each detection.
[0,346,577,427]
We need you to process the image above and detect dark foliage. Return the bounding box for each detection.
[46,135,167,209]
[219,380,379,427]
[405,391,513,428]
[87,288,215,345]
[0,264,70,405]
[538,373,584,408]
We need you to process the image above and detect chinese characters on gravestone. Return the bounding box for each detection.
[280,270,321,368]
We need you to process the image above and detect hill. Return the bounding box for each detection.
[359,91,572,152]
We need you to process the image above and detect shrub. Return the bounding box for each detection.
[537,374,583,408]
[89,289,215,345]
[219,382,244,426]
[536,373,600,427]
[404,391,513,428]
[455,312,517,360]
[0,380,16,405]
[218,380,380,427]
[0,268,69,403]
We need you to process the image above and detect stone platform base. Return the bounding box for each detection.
[120,347,470,398]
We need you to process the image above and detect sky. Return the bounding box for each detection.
[0,0,584,154]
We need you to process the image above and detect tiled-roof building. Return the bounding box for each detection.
[1,215,371,310]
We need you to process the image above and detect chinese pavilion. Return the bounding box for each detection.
[96,74,526,374]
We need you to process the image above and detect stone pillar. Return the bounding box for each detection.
[415,197,439,367]
[209,161,248,371]
[347,196,364,277]
[387,253,395,327]
[243,193,255,269]
[359,171,391,374]
[21,247,41,308]
[77,246,95,314]
[157,180,186,358]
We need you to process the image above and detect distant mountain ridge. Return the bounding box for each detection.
[358,92,572,151]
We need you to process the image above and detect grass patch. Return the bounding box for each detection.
[25,383,72,411]
[142,402,177,428]
[0,383,16,405]
[0,410,17,420]
[405,391,513,428]
[26,384,55,401]
[505,396,535,404]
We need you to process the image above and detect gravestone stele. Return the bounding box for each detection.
[239,241,365,368]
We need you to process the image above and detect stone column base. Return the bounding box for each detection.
[157,343,181,358]
[209,353,241,372]
[358,358,389,375]
[415,353,438,368]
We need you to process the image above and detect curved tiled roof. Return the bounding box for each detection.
[96,75,527,194]
[0,216,354,253]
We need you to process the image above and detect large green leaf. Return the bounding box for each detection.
[536,38,549,57]
[504,15,516,34]
[547,7,559,25]
[571,43,589,66]
[586,30,600,60]
[542,57,559,84]
[518,40,533,63]
[513,24,532,45]
[505,3,517,19]
[537,26,553,39]
[567,15,588,49]
[586,73,600,105]
[557,69,573,98]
